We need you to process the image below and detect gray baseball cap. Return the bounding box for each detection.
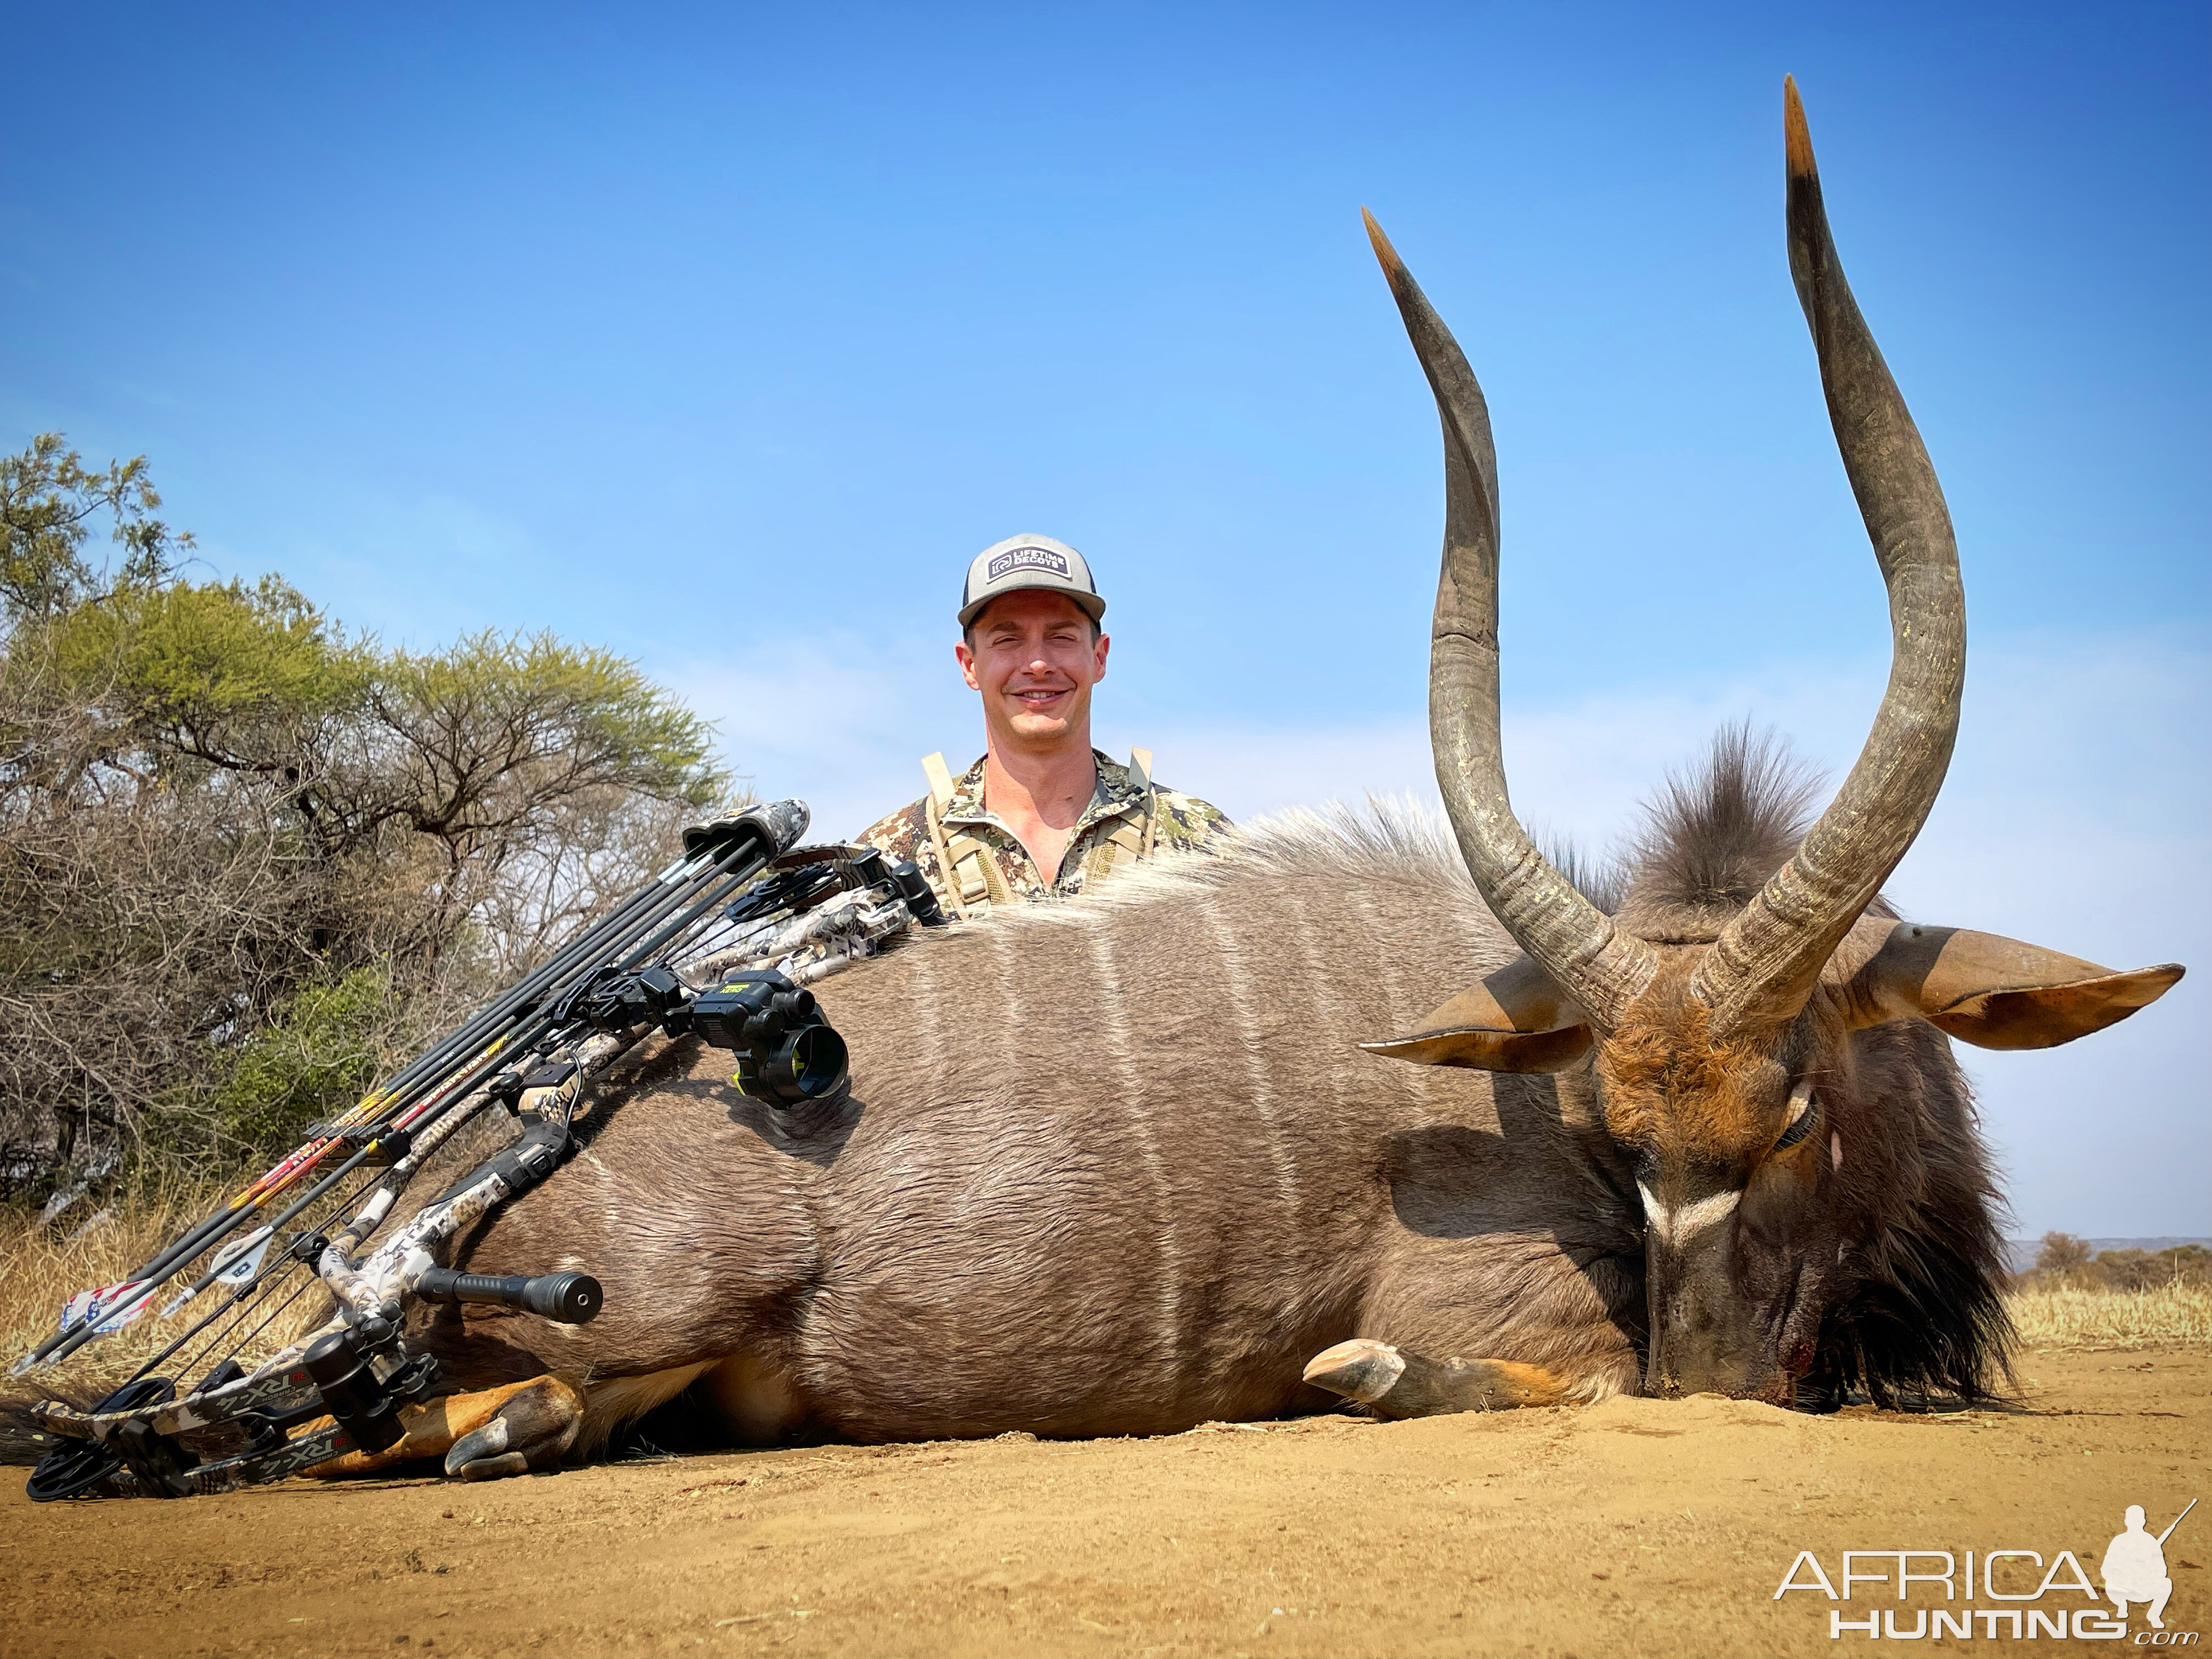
[958,534,1106,628]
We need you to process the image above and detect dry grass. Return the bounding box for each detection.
[1,1180,332,1403]
[2005,1279,2212,1350]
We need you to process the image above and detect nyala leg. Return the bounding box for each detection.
[310,1374,585,1481]
[439,1374,585,1479]
[1302,1339,1575,1416]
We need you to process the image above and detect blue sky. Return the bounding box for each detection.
[4,2,2205,1233]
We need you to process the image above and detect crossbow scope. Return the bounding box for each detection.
[688,970,850,1104]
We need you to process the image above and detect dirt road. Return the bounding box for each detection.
[4,1350,2204,1658]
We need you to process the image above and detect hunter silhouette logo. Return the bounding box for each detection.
[2106,1500,2194,1631]
[1772,1497,2198,1641]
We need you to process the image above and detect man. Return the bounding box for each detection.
[2101,1504,2177,1629]
[857,533,1231,918]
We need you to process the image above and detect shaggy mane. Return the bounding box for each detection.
[1802,1022,2018,1410]
[1615,725,1826,944]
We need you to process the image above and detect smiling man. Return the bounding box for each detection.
[856,534,1231,918]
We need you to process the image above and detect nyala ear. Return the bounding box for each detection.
[1361,955,1592,1074]
[1839,922,2185,1050]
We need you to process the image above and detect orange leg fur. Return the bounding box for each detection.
[307,1374,586,1480]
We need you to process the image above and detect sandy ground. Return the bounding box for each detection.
[3,1350,2205,1659]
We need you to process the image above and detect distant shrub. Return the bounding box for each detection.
[2018,1236,2208,1294]
[2035,1231,2092,1274]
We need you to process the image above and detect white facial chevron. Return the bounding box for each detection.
[1638,1183,1742,1248]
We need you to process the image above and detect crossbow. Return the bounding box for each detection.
[17,799,943,1499]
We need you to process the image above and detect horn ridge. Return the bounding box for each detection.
[1366,209,1660,1029]
[1688,79,1967,1039]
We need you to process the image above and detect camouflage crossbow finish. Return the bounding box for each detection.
[18,799,944,1498]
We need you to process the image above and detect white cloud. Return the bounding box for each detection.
[670,626,2208,1237]
[662,633,975,842]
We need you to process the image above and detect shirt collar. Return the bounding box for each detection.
[942,749,1147,832]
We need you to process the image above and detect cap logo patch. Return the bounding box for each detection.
[986,546,1070,582]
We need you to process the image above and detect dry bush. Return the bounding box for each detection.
[2004,1280,2212,1350]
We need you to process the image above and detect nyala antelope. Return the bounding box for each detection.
[324,81,2182,1481]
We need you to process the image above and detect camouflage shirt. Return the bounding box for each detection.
[856,749,1233,919]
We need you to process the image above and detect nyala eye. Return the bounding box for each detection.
[1774,1084,1820,1152]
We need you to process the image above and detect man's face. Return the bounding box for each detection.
[956,590,1109,748]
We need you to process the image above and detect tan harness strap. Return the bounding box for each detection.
[1081,836,1120,884]
[921,788,974,922]
[922,753,1015,914]
[970,843,1017,907]
[922,752,958,812]
[1127,746,1159,862]
[1080,748,1160,885]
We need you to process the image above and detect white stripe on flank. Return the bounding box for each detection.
[1282,891,1356,1118]
[1084,927,1184,1359]
[905,941,947,1091]
[1348,893,1440,1110]
[1198,896,1302,1213]
[989,930,1025,1074]
[1638,1183,1742,1246]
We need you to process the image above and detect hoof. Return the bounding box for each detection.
[442,1375,584,1480]
[456,1449,532,1481]
[1303,1339,1568,1417]
[1302,1339,1408,1404]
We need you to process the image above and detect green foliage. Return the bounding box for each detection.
[379,629,726,844]
[57,574,368,732]
[202,964,396,1153]
[0,434,189,623]
[2091,1244,2210,1291]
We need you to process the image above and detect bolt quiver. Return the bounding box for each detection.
[17,804,943,1500]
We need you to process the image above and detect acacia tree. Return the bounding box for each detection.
[2032,1232,2092,1276]
[0,436,733,1189]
